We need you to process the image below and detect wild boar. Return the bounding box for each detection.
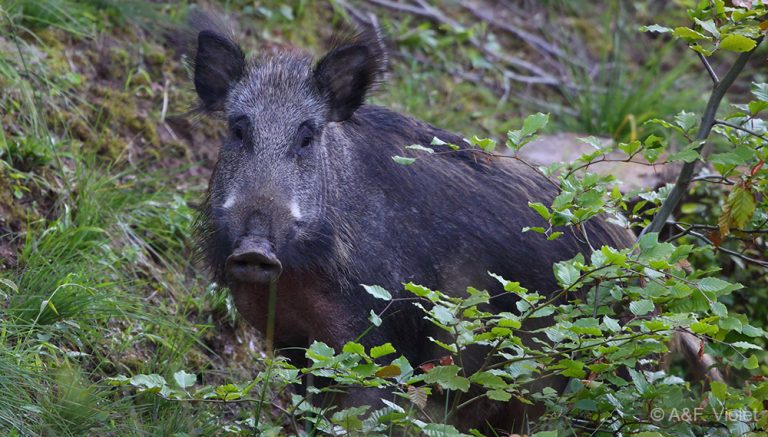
[189,18,635,431]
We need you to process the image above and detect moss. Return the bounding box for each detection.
[35,28,66,51]
[69,118,93,143]
[92,132,128,159]
[164,139,191,159]
[143,42,167,79]
[105,46,132,82]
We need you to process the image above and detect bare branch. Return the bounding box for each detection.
[366,0,567,88]
[459,2,569,62]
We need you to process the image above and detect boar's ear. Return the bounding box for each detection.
[194,30,245,112]
[314,33,384,122]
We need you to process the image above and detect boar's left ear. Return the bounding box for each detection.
[314,32,385,122]
[194,30,246,112]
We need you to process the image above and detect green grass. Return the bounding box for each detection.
[0,2,248,434]
[559,28,703,142]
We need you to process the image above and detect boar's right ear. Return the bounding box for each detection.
[314,33,384,122]
[194,30,245,112]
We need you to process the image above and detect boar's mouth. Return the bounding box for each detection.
[225,237,283,285]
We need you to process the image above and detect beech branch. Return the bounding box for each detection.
[640,38,763,237]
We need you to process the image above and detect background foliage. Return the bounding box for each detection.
[1,0,767,435]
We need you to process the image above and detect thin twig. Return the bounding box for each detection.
[697,51,719,85]
[690,174,735,185]
[671,221,768,235]
[714,119,768,142]
[675,225,768,268]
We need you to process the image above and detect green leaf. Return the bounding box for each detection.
[370,343,396,359]
[752,82,768,102]
[528,202,551,220]
[578,135,608,150]
[618,140,642,155]
[694,18,720,38]
[629,369,650,394]
[375,364,401,378]
[603,316,622,333]
[420,423,465,437]
[432,304,456,325]
[690,321,719,335]
[720,34,757,52]
[748,100,768,115]
[711,380,728,401]
[369,310,382,327]
[521,112,549,136]
[470,371,507,389]
[553,260,580,288]
[489,274,526,296]
[404,282,437,300]
[392,155,416,165]
[710,301,728,317]
[638,233,675,262]
[572,318,602,336]
[673,27,708,41]
[674,110,698,133]
[468,135,497,153]
[431,136,459,150]
[728,186,756,229]
[306,341,335,362]
[406,144,435,154]
[106,375,130,386]
[173,370,197,389]
[555,359,586,378]
[342,342,367,357]
[214,383,243,401]
[640,24,672,33]
[423,365,470,392]
[487,389,512,402]
[546,232,563,241]
[507,113,549,150]
[668,148,700,163]
[698,277,742,294]
[629,299,655,316]
[744,354,759,370]
[361,284,392,301]
[130,374,166,392]
[731,341,762,350]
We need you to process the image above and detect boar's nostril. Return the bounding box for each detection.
[225,244,282,284]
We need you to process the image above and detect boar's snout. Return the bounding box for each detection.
[225,238,282,284]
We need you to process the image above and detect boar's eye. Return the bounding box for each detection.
[294,121,315,152]
[229,115,249,142]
